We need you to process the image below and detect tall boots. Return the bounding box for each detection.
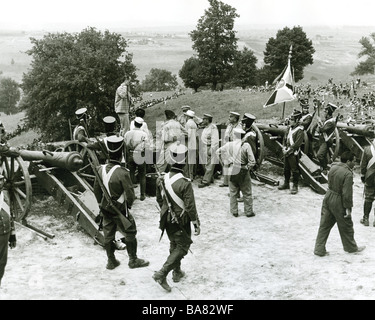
[278,172,299,194]
[290,171,299,195]
[105,242,120,270]
[126,238,149,269]
[361,201,372,226]
[152,267,172,292]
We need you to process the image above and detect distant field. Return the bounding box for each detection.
[1,25,374,85]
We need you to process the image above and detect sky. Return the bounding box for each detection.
[1,0,375,31]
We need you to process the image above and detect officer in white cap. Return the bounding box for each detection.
[0,174,16,287]
[72,107,89,142]
[153,141,200,292]
[220,111,243,187]
[124,117,150,201]
[216,127,256,217]
[198,114,219,188]
[184,110,198,180]
[177,105,191,127]
[93,135,149,270]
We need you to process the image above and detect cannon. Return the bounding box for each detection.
[256,122,331,195]
[0,145,85,240]
[336,122,375,160]
[19,149,83,172]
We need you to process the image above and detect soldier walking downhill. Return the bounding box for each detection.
[93,135,149,270]
[314,151,365,256]
[153,142,200,292]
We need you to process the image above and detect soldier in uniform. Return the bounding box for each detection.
[93,135,149,270]
[124,117,149,201]
[87,115,118,162]
[0,175,16,287]
[156,110,187,173]
[130,108,149,133]
[220,111,243,187]
[314,151,365,256]
[184,110,198,181]
[242,113,257,160]
[72,107,89,143]
[316,103,338,175]
[115,79,133,135]
[359,138,375,226]
[216,128,256,217]
[278,110,304,195]
[198,114,219,188]
[176,105,191,127]
[299,98,313,131]
[153,142,200,292]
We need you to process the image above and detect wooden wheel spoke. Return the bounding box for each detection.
[14,186,27,199]
[13,192,25,213]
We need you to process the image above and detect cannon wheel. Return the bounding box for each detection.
[252,123,265,167]
[62,141,100,191]
[0,154,32,221]
[310,125,340,166]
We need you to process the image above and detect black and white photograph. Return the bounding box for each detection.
[1,0,375,301]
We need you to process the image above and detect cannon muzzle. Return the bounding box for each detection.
[19,150,83,171]
[336,122,375,138]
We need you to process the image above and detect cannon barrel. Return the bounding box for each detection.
[256,123,288,136]
[19,150,83,171]
[336,122,375,138]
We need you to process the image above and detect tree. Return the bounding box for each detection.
[141,68,178,92]
[21,27,139,141]
[231,47,258,89]
[263,26,315,83]
[352,33,375,75]
[189,0,239,91]
[0,77,21,115]
[179,56,207,92]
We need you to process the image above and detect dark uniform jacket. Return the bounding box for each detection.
[0,192,11,235]
[93,160,135,215]
[283,125,304,156]
[360,143,375,186]
[326,162,353,209]
[319,116,336,144]
[156,169,198,233]
[300,113,313,131]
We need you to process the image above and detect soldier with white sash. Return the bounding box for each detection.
[316,103,338,174]
[278,110,304,195]
[360,139,375,226]
[93,136,149,270]
[153,142,200,292]
[0,174,16,287]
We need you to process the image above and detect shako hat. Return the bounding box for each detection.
[290,110,302,120]
[325,103,338,115]
[242,113,256,127]
[169,141,188,164]
[75,107,87,119]
[300,98,309,107]
[103,116,116,134]
[106,135,124,154]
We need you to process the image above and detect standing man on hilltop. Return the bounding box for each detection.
[115,79,133,135]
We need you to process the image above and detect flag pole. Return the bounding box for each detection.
[281,102,286,120]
